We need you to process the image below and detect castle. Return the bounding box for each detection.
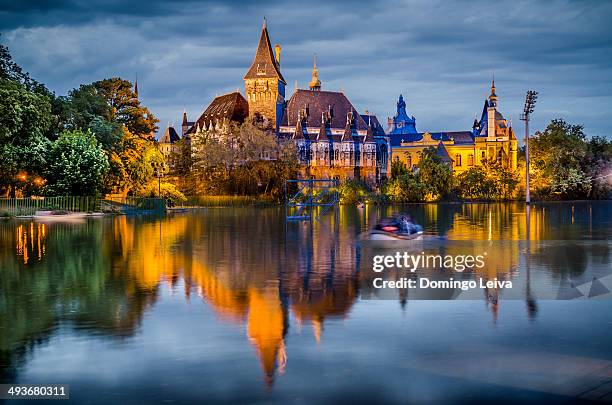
[388,82,518,173]
[159,20,517,184]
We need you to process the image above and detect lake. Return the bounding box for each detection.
[1,202,612,404]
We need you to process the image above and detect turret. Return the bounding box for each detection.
[244,19,286,128]
[309,54,321,91]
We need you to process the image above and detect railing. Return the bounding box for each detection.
[285,179,340,221]
[0,196,166,216]
[0,196,101,216]
[102,197,166,213]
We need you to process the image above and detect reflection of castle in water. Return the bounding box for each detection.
[1,202,606,387]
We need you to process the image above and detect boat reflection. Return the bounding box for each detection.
[0,202,609,388]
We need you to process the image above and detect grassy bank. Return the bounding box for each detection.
[184,195,278,208]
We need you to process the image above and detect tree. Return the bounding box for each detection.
[418,147,453,200]
[0,44,48,94]
[59,78,158,138]
[530,119,591,199]
[190,121,296,198]
[0,79,52,196]
[586,136,612,198]
[45,129,109,196]
[391,157,409,179]
[384,173,427,202]
[457,167,495,200]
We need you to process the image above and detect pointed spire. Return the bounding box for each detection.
[293,110,306,140]
[182,109,188,126]
[342,110,355,141]
[489,75,498,107]
[134,73,139,100]
[309,54,321,91]
[244,19,285,83]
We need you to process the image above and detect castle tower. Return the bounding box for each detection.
[309,54,321,91]
[487,79,498,139]
[244,19,286,129]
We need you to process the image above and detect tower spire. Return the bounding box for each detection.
[134,73,139,100]
[309,54,321,91]
[488,74,498,108]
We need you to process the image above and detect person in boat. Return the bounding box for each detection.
[399,215,420,235]
[375,215,422,235]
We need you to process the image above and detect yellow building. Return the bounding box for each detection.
[390,81,518,173]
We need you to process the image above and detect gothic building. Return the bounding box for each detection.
[249,24,390,184]
[389,81,518,173]
[243,19,286,129]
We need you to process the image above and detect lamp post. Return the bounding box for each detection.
[151,162,168,197]
[520,90,538,205]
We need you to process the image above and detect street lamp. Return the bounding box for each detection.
[151,161,168,197]
[520,90,538,205]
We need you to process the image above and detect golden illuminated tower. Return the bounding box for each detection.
[244,19,286,129]
[309,54,321,91]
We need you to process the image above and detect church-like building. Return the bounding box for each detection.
[159,19,517,185]
[388,81,518,173]
[160,20,390,185]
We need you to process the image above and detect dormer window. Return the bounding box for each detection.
[256,63,267,75]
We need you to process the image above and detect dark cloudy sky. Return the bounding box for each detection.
[2,0,611,139]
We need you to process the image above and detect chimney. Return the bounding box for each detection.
[275,44,281,65]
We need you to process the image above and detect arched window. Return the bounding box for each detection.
[497,148,503,162]
[468,154,474,166]
[455,154,462,167]
[405,153,412,168]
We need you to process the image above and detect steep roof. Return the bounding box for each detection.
[186,92,249,135]
[436,142,453,163]
[281,89,369,131]
[243,24,286,84]
[160,126,180,144]
[361,114,386,136]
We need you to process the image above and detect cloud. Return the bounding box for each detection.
[2,0,611,136]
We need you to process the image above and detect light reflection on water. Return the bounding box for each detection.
[1,201,612,404]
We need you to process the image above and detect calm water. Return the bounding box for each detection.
[1,202,612,404]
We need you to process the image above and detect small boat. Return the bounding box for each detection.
[366,216,424,241]
[33,211,88,222]
[369,229,423,241]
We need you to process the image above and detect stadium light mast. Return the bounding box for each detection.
[520,90,538,205]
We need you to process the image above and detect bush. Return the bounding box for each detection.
[140,182,187,204]
[384,173,427,202]
[337,179,374,204]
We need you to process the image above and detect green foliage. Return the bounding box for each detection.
[384,173,427,202]
[456,162,518,200]
[418,147,453,200]
[58,78,158,137]
[0,79,53,196]
[139,181,187,204]
[530,119,597,199]
[390,157,409,179]
[457,167,494,200]
[191,122,299,199]
[337,179,374,204]
[45,129,109,196]
[0,44,48,94]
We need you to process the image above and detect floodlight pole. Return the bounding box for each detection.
[520,90,537,205]
[525,116,530,204]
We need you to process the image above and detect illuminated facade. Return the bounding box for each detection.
[389,81,518,173]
